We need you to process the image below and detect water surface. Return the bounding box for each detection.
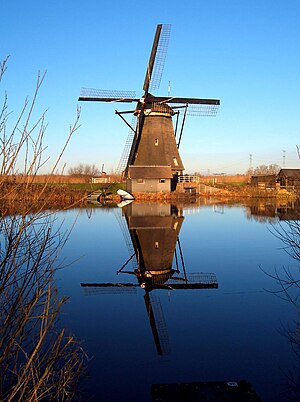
[57,200,300,401]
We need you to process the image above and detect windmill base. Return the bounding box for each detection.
[127,178,172,193]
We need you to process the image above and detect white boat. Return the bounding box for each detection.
[117,200,134,208]
[117,189,135,201]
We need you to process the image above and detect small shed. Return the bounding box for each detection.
[277,169,300,190]
[250,174,277,189]
[127,165,173,193]
[91,176,111,184]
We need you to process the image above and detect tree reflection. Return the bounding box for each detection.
[268,220,300,304]
[0,212,86,400]
[265,218,300,400]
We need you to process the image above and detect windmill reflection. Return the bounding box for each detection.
[81,203,218,355]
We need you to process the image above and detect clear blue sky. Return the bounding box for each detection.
[2,0,300,174]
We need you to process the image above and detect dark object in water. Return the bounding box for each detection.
[151,380,262,402]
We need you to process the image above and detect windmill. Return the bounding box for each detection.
[78,24,220,193]
[81,203,218,355]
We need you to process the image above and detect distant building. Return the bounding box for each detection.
[250,174,277,189]
[251,169,300,191]
[91,176,113,184]
[277,169,300,190]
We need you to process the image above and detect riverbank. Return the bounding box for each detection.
[0,179,297,213]
[127,185,298,201]
[0,182,86,214]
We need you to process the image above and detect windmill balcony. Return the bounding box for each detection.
[177,175,200,183]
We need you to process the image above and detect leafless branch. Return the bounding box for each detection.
[0,57,86,400]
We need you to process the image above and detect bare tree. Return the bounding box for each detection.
[68,163,100,177]
[0,57,85,400]
[250,164,281,176]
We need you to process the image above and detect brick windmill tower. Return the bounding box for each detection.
[79,24,220,193]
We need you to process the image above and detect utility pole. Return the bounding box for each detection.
[282,150,286,168]
[248,154,253,183]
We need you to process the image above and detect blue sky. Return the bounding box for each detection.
[1,0,300,174]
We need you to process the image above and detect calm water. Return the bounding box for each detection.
[56,200,300,401]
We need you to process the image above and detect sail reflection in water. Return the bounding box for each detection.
[81,203,218,355]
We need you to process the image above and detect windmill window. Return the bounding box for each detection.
[159,179,165,183]
[154,138,159,146]
[173,157,178,166]
[137,179,144,184]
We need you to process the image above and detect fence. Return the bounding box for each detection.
[177,175,200,183]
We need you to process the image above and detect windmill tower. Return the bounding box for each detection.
[79,24,220,193]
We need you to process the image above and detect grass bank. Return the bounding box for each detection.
[0,179,126,213]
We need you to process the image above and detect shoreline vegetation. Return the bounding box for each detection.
[0,174,297,211]
[0,58,86,400]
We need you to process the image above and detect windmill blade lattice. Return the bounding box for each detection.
[171,103,220,117]
[113,209,139,271]
[79,88,137,102]
[166,272,218,286]
[116,115,137,174]
[145,292,170,355]
[81,283,138,295]
[143,24,171,93]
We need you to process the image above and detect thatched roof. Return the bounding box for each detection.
[128,165,173,179]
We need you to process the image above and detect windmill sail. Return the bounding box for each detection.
[144,292,170,355]
[172,103,220,117]
[116,116,137,175]
[143,24,171,93]
[81,283,138,295]
[79,88,137,103]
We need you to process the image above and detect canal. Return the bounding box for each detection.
[56,200,300,401]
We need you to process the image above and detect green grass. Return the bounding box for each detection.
[64,182,126,194]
